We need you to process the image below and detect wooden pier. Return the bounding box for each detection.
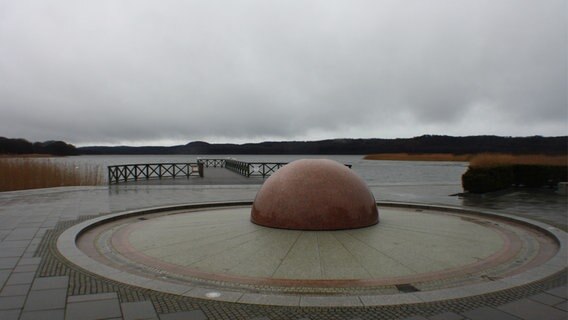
[107,163,202,184]
[108,158,352,184]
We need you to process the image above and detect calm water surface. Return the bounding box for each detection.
[28,154,568,229]
[51,154,469,186]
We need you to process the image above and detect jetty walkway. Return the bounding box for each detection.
[106,158,350,185]
[106,159,286,185]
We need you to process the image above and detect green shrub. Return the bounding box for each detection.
[512,165,568,187]
[462,166,514,193]
[462,164,567,193]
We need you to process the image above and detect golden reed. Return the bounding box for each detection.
[468,154,567,168]
[364,153,567,168]
[0,158,103,192]
[363,153,471,162]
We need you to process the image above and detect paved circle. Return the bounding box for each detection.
[112,207,507,283]
[59,202,567,307]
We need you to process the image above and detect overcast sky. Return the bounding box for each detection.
[0,0,566,146]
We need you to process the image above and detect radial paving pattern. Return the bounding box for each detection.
[124,207,501,280]
[73,204,559,297]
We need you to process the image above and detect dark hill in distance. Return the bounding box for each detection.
[0,137,78,155]
[77,135,567,155]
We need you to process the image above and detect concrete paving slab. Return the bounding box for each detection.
[5,228,38,241]
[498,299,567,320]
[0,270,9,287]
[300,295,363,307]
[19,309,64,320]
[461,306,521,320]
[24,246,38,256]
[0,240,32,248]
[17,224,43,229]
[23,288,67,311]
[31,276,69,290]
[12,264,39,273]
[414,287,472,303]
[272,232,322,279]
[0,258,18,270]
[143,280,192,295]
[159,310,208,320]
[67,292,118,303]
[359,293,421,306]
[0,231,10,241]
[0,296,26,310]
[183,287,243,303]
[429,311,464,320]
[317,232,372,279]
[0,284,30,297]
[5,272,35,285]
[66,298,122,320]
[554,300,568,311]
[0,247,26,258]
[528,292,566,306]
[17,257,41,266]
[0,309,20,320]
[121,301,158,320]
[238,293,300,306]
[546,286,568,299]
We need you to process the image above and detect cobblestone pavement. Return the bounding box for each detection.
[0,183,566,320]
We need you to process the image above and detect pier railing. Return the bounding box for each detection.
[108,163,201,184]
[108,159,353,183]
[196,159,226,168]
[225,159,288,178]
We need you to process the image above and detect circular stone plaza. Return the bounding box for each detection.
[0,159,566,320]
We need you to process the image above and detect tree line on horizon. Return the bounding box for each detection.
[1,135,566,156]
[44,135,568,155]
[0,137,78,156]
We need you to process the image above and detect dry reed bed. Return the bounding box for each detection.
[364,153,567,168]
[0,158,103,192]
[363,153,471,162]
[468,154,567,168]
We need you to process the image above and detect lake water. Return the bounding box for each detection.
[48,154,469,186]
[13,154,568,229]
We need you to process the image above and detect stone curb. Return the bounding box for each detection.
[56,201,568,307]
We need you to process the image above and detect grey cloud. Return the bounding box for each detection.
[0,0,565,145]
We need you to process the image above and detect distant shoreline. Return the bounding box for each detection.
[364,153,568,167]
[363,153,471,162]
[2,135,567,156]
[0,154,59,158]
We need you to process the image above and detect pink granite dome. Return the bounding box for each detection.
[251,159,379,230]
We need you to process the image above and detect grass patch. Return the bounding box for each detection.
[0,158,103,192]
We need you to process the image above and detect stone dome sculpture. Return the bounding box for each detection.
[251,159,379,230]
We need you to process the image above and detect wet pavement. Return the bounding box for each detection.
[0,176,566,319]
